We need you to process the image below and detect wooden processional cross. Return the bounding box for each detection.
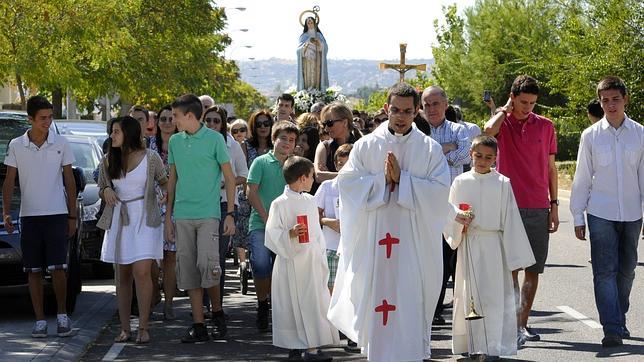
[379,43,426,82]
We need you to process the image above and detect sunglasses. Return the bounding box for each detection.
[323,118,344,128]
[159,116,173,123]
[256,120,273,128]
[231,127,247,134]
[204,117,222,124]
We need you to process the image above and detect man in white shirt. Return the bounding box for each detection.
[2,96,77,338]
[570,76,643,348]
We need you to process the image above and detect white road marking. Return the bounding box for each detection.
[101,343,126,361]
[557,305,602,329]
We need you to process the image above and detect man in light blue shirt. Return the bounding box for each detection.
[570,76,643,348]
[421,86,471,325]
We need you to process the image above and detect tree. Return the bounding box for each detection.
[0,1,264,118]
[430,0,642,135]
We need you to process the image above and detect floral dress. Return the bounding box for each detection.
[232,142,262,249]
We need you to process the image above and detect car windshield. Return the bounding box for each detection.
[57,122,108,146]
[0,115,29,164]
[0,113,30,212]
[68,141,100,184]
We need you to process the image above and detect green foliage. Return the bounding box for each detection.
[358,89,388,114]
[431,0,643,157]
[0,0,263,115]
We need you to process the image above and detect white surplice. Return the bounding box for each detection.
[443,170,536,357]
[265,186,340,350]
[328,122,452,362]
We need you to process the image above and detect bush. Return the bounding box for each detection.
[556,131,581,161]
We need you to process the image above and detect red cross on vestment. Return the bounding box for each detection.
[375,299,396,326]
[378,232,400,259]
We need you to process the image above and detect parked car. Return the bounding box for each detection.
[64,135,105,265]
[56,119,109,147]
[0,111,83,314]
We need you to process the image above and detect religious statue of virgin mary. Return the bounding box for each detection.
[297,7,329,91]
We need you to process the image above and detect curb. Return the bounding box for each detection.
[33,289,116,361]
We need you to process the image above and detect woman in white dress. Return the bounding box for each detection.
[97,116,168,344]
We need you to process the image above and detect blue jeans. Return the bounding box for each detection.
[587,214,641,336]
[248,229,275,279]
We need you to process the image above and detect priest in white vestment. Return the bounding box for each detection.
[265,184,339,352]
[328,83,452,362]
[443,135,535,358]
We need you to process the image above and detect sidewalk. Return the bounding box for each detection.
[80,261,370,361]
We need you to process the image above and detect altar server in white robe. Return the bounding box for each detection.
[265,156,339,361]
[444,135,536,359]
[328,83,452,362]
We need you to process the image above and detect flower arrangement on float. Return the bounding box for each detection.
[275,86,348,115]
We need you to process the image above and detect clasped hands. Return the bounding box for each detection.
[384,151,401,185]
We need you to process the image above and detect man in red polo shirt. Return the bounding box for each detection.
[484,75,559,347]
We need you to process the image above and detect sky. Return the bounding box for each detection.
[221,0,475,61]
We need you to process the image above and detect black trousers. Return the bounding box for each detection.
[434,237,457,317]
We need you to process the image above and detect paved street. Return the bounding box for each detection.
[1,193,643,361]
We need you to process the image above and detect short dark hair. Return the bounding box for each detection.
[597,76,627,98]
[129,105,149,121]
[445,105,457,122]
[471,135,498,154]
[511,75,539,96]
[453,105,463,121]
[171,94,203,120]
[334,143,353,162]
[283,156,314,184]
[587,99,604,119]
[27,95,53,118]
[278,93,295,107]
[271,120,299,141]
[387,83,419,109]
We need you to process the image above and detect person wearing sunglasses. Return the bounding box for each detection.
[228,119,252,285]
[229,119,249,144]
[245,109,274,167]
[152,105,180,320]
[203,106,249,311]
[314,102,362,183]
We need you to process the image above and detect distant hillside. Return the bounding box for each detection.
[238,58,434,96]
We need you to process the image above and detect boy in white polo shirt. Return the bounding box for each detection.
[2,96,77,338]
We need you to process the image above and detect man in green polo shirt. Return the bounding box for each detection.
[247,121,299,331]
[164,94,236,343]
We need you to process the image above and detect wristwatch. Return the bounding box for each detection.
[550,199,559,206]
[226,211,236,217]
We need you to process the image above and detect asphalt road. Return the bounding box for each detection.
[2,192,643,361]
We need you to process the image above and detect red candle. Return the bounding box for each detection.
[459,203,471,233]
[297,215,309,243]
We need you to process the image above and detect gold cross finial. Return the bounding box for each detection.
[379,43,426,83]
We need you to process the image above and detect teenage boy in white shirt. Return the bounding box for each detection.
[570,76,643,348]
[2,95,77,338]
